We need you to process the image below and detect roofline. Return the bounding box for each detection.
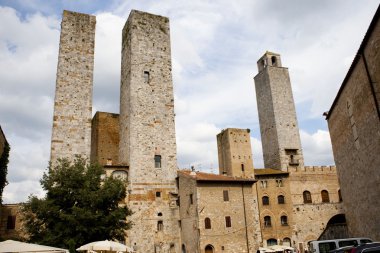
[326,4,380,120]
[196,178,257,184]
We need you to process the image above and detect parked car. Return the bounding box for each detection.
[309,238,373,253]
[351,242,380,253]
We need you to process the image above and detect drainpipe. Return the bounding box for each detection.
[242,184,250,253]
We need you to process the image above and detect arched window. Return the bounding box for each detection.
[241,163,245,171]
[267,238,277,246]
[262,196,269,205]
[303,191,312,203]
[321,190,330,203]
[264,216,271,227]
[205,218,211,229]
[205,245,214,253]
[278,195,285,204]
[157,212,162,217]
[338,189,343,202]
[271,56,277,65]
[281,215,288,226]
[283,238,291,246]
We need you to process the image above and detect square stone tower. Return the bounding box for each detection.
[253,52,304,171]
[50,10,96,164]
[119,10,180,252]
[217,128,255,177]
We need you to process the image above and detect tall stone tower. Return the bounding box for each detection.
[217,128,255,177]
[119,10,180,252]
[50,10,96,164]
[253,52,304,171]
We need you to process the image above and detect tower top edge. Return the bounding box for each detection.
[63,10,96,19]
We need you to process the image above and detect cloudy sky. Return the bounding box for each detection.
[0,0,378,203]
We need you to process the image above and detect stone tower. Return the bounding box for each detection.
[217,128,255,177]
[253,52,304,171]
[119,10,180,252]
[50,10,96,164]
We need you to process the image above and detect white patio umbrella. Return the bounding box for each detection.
[76,240,133,253]
[0,240,68,253]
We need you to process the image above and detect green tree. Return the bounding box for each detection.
[0,140,10,204]
[22,157,132,252]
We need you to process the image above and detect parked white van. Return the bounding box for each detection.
[309,238,373,253]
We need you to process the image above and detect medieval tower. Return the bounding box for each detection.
[217,128,255,177]
[253,52,304,171]
[50,10,96,163]
[119,11,180,252]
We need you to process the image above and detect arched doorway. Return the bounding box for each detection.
[205,244,214,253]
[182,244,186,253]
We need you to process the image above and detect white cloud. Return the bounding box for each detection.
[300,129,335,166]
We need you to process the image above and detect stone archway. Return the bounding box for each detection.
[205,244,214,253]
[318,214,348,240]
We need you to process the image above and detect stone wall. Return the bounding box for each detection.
[178,172,199,253]
[254,52,304,171]
[178,171,261,253]
[197,182,261,253]
[119,10,180,252]
[327,7,380,241]
[0,204,24,240]
[255,171,294,247]
[217,128,255,178]
[90,112,120,166]
[50,10,95,164]
[289,166,344,250]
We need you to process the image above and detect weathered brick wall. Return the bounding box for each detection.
[327,11,380,241]
[217,128,255,178]
[289,166,344,249]
[255,175,294,247]
[90,112,120,165]
[254,52,304,171]
[50,10,95,164]
[119,10,180,252]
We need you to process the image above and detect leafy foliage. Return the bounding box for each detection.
[0,141,10,204]
[22,157,132,252]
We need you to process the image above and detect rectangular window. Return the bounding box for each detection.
[156,191,161,198]
[190,194,193,204]
[223,190,229,201]
[241,164,245,171]
[157,220,163,231]
[7,216,16,230]
[225,216,231,228]
[154,155,161,168]
[144,71,150,83]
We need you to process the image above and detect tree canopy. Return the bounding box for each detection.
[22,157,132,252]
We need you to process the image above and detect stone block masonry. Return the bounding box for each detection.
[254,52,304,171]
[50,10,96,164]
[119,10,180,252]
